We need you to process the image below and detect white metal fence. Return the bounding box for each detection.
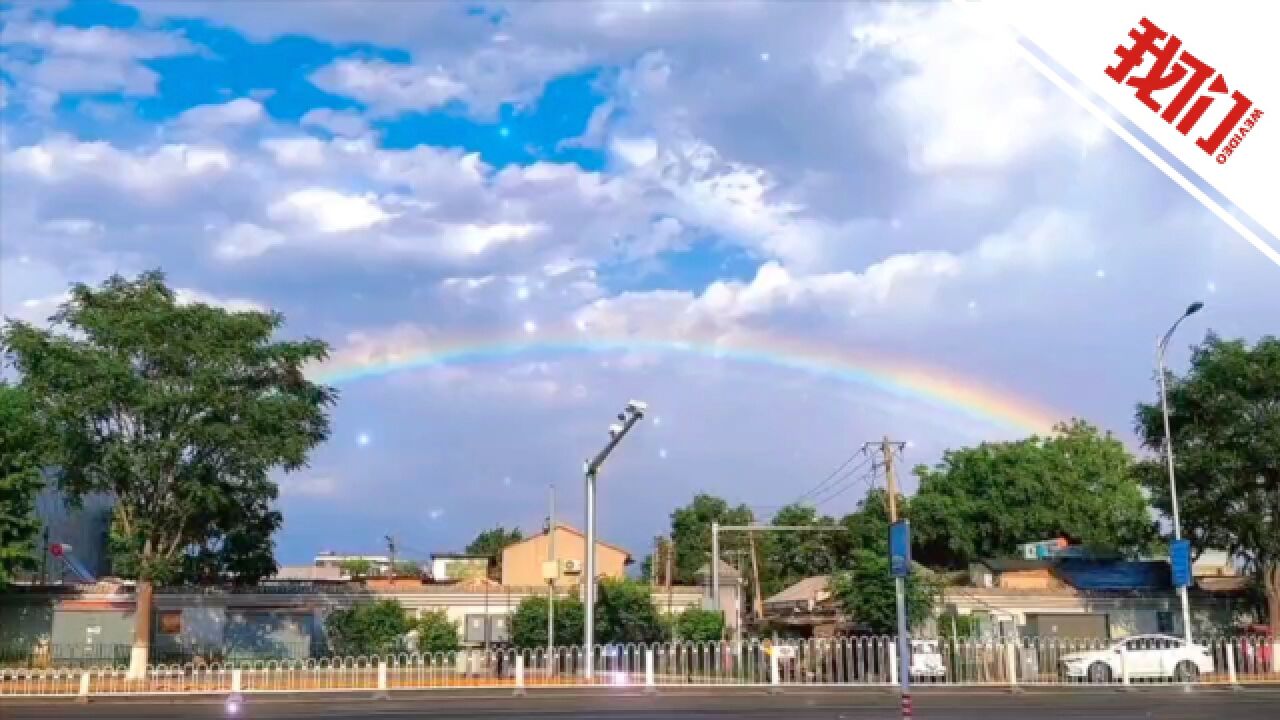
[1,636,1275,698]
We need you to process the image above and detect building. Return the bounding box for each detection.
[762,575,850,637]
[0,579,714,664]
[942,556,1254,640]
[429,554,494,582]
[24,481,114,584]
[500,523,632,587]
[312,552,392,578]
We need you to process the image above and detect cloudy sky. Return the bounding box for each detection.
[1,0,1275,567]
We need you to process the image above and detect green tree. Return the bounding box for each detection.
[674,607,725,642]
[394,561,423,578]
[668,494,754,584]
[765,504,840,594]
[325,600,411,656]
[910,420,1156,568]
[340,558,374,578]
[1134,333,1280,638]
[109,499,281,586]
[596,577,667,644]
[1,271,335,673]
[0,384,46,586]
[414,610,460,654]
[509,595,585,649]
[830,550,939,635]
[466,526,523,576]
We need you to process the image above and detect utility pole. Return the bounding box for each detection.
[664,537,674,617]
[866,436,911,716]
[385,535,396,578]
[548,484,556,654]
[747,529,764,618]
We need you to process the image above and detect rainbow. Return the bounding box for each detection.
[307,332,1062,436]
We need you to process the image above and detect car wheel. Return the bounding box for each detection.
[1088,662,1113,684]
[1173,661,1199,683]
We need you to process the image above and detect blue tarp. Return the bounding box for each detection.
[1054,559,1171,591]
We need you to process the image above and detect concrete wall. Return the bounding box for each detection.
[502,527,629,587]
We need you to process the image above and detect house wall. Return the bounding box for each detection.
[0,583,711,660]
[940,589,1250,639]
[995,568,1064,591]
[501,528,629,587]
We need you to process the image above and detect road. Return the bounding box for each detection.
[2,688,1277,720]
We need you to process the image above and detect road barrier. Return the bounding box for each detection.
[1,635,1275,699]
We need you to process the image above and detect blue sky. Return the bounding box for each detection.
[2,0,1276,567]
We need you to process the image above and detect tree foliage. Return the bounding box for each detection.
[668,494,754,584]
[509,595,585,649]
[910,420,1156,568]
[325,600,411,655]
[830,550,939,635]
[674,607,725,642]
[340,558,375,578]
[0,384,46,586]
[1134,333,1280,636]
[1,271,335,586]
[413,610,460,654]
[595,578,667,644]
[764,504,840,595]
[465,526,523,577]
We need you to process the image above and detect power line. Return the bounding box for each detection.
[810,464,878,508]
[792,451,871,505]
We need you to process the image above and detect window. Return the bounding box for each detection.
[158,611,182,634]
[464,615,487,644]
[1156,611,1175,635]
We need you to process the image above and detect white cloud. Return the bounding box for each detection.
[299,107,370,138]
[215,222,286,261]
[173,287,267,313]
[310,58,466,116]
[0,21,196,99]
[267,187,390,234]
[7,136,232,194]
[176,98,265,130]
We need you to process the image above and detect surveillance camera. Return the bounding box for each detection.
[608,423,625,437]
[626,400,648,414]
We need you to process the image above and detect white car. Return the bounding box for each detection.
[910,640,946,679]
[1058,634,1214,683]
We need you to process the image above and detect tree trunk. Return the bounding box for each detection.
[128,579,153,678]
[1267,563,1280,667]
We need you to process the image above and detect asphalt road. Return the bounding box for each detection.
[3,689,1277,720]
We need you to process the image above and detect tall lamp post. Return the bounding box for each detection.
[1157,301,1203,644]
[582,400,647,679]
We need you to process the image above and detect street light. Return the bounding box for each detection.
[1157,301,1203,644]
[582,399,647,679]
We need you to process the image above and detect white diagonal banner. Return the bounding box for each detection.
[967,0,1280,267]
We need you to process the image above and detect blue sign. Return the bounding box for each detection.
[1170,539,1192,588]
[889,521,911,578]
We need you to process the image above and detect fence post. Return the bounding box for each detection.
[374,661,389,700]
[1005,639,1021,693]
[769,650,781,694]
[513,654,526,696]
[76,671,90,704]
[1120,645,1131,691]
[644,647,657,694]
[1225,641,1240,690]
[888,640,899,688]
[231,667,242,693]
[227,668,243,710]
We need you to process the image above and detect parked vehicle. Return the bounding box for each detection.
[1058,634,1214,683]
